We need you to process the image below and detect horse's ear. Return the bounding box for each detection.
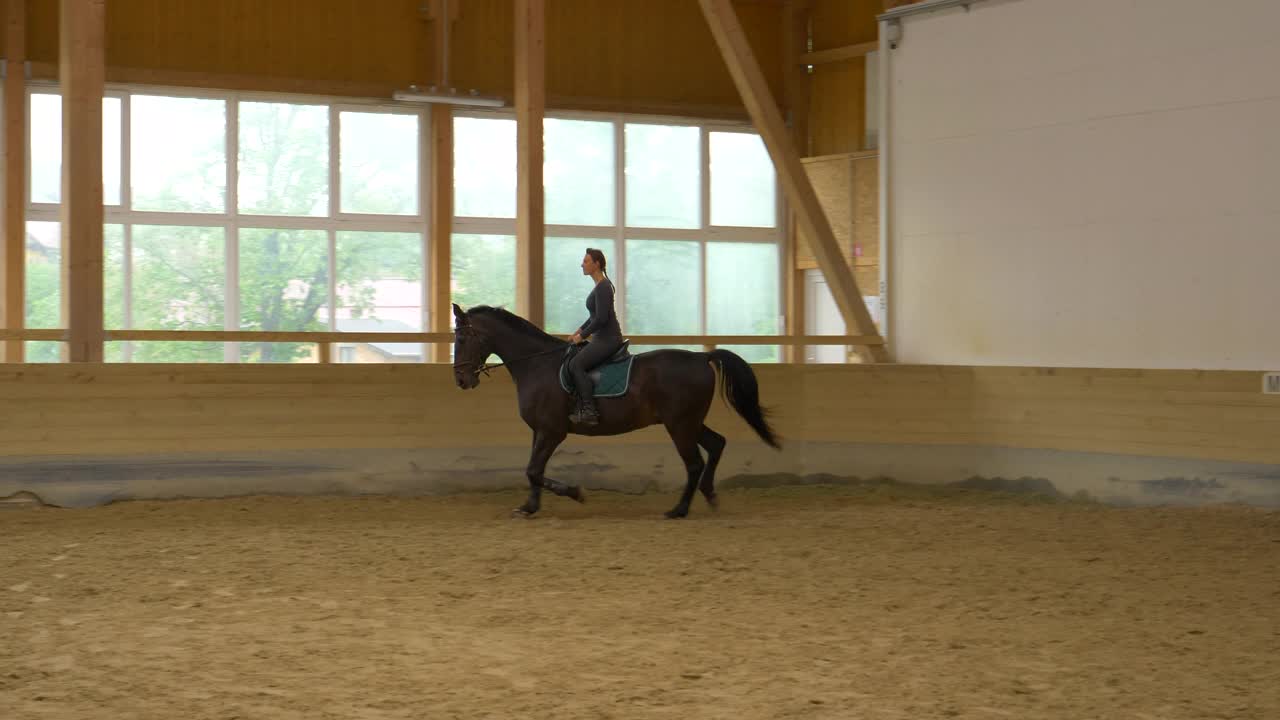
[452,303,468,325]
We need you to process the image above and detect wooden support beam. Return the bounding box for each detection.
[425,1,456,362]
[698,0,888,361]
[0,327,891,352]
[2,0,25,362]
[788,266,807,362]
[0,328,65,341]
[37,329,876,346]
[782,0,811,362]
[424,0,461,26]
[784,0,812,156]
[423,0,462,92]
[798,40,878,66]
[99,330,454,343]
[514,0,545,327]
[60,0,106,362]
[429,104,453,363]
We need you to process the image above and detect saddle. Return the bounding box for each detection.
[558,340,635,398]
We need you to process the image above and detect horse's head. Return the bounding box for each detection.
[451,303,493,390]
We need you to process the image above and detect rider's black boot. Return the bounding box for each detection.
[569,395,600,425]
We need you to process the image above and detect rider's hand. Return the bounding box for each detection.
[569,332,583,344]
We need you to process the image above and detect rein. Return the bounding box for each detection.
[452,337,575,377]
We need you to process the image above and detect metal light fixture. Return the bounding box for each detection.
[394,0,505,108]
[393,85,506,108]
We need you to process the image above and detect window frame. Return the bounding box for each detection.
[451,107,785,343]
[24,81,433,363]
[21,83,787,363]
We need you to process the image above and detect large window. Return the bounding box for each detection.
[452,114,782,361]
[27,89,428,363]
[26,90,781,363]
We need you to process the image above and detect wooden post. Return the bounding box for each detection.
[430,105,453,362]
[782,0,811,363]
[514,0,545,327]
[698,0,887,362]
[786,210,806,363]
[424,0,456,362]
[2,0,26,362]
[60,0,106,362]
[784,0,812,156]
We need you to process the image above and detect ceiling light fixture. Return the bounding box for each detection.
[393,85,506,108]
[395,1,504,108]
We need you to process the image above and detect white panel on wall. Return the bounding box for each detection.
[885,0,1280,369]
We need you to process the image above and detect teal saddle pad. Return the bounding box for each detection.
[559,354,636,398]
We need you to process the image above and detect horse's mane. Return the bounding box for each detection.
[466,305,564,343]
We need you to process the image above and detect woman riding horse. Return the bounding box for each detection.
[566,248,623,425]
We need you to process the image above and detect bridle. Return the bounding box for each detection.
[451,326,572,378]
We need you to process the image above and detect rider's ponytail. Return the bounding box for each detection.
[586,247,611,282]
[586,247,608,275]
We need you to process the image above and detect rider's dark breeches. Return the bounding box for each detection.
[569,336,623,401]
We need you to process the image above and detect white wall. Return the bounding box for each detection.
[885,0,1280,369]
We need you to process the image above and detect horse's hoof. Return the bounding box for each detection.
[569,487,587,504]
[511,508,536,519]
[704,494,720,510]
[664,509,688,519]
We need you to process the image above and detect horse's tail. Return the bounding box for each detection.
[706,349,782,450]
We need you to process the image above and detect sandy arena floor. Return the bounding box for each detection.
[2,484,1277,720]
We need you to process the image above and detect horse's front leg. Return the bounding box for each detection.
[541,477,587,504]
[514,429,568,517]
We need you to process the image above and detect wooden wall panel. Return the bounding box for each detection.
[851,153,878,265]
[0,363,1277,467]
[807,0,879,155]
[0,365,665,455]
[448,0,514,97]
[810,58,867,155]
[800,365,1280,467]
[811,0,878,50]
[854,266,879,300]
[454,0,785,114]
[795,153,878,280]
[26,0,56,62]
[22,0,784,117]
[3,362,1279,509]
[30,1,425,89]
[795,154,852,267]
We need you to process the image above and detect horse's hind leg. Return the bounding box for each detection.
[663,423,706,519]
[697,425,726,509]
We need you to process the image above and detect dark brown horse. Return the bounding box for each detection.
[451,303,781,518]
